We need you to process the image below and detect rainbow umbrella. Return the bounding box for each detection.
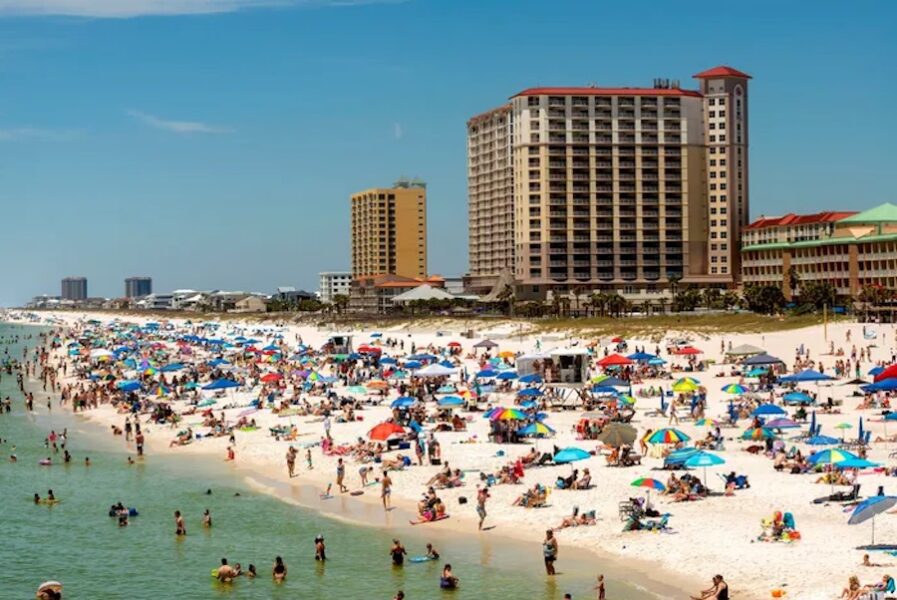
[807,448,859,466]
[741,427,776,441]
[630,477,666,492]
[721,383,747,395]
[694,418,720,427]
[517,421,555,437]
[617,394,636,406]
[491,408,528,421]
[675,376,701,385]
[648,428,691,444]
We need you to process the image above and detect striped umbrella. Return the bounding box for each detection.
[491,408,528,421]
[630,477,666,492]
[517,421,555,437]
[648,428,691,444]
[721,383,748,395]
[741,427,776,441]
[808,448,859,466]
[672,379,699,393]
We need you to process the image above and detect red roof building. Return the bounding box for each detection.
[693,66,752,79]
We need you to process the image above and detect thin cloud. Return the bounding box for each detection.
[127,109,233,134]
[393,122,403,140]
[0,0,408,18]
[0,127,82,141]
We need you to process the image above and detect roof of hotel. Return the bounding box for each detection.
[838,203,897,224]
[512,87,702,98]
[743,232,897,253]
[693,65,752,79]
[745,211,857,230]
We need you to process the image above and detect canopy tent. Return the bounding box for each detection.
[742,353,784,366]
[726,343,765,356]
[390,284,455,304]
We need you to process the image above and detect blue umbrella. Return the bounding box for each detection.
[849,496,897,545]
[591,386,620,395]
[805,434,840,446]
[517,421,556,437]
[517,388,543,398]
[202,379,240,391]
[627,351,656,362]
[554,447,591,464]
[208,358,230,367]
[783,391,814,405]
[476,369,498,379]
[403,360,422,370]
[752,404,786,417]
[838,457,880,470]
[496,371,518,380]
[648,357,667,366]
[518,373,543,384]
[379,357,397,365]
[864,379,897,392]
[885,412,897,421]
[869,366,885,376]
[780,369,834,383]
[684,451,726,487]
[743,353,784,366]
[391,397,416,409]
[161,363,184,372]
[118,380,142,392]
[437,396,464,408]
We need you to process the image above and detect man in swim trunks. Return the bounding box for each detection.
[216,558,236,583]
[175,510,186,536]
[543,530,558,576]
[336,458,347,493]
[476,485,490,530]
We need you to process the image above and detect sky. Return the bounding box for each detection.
[0,0,895,305]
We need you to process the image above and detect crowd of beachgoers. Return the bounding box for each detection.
[8,309,897,599]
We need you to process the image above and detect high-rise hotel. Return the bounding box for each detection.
[467,65,750,298]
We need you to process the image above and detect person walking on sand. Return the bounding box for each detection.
[476,485,490,530]
[336,458,348,493]
[174,510,186,536]
[543,530,558,576]
[381,470,392,510]
[306,448,313,470]
[595,574,606,600]
[668,402,679,425]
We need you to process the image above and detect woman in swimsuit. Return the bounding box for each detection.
[272,556,287,582]
[390,539,407,567]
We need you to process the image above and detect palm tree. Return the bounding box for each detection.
[570,286,584,318]
[332,294,350,315]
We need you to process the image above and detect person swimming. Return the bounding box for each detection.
[440,563,459,589]
[272,556,287,582]
[246,564,257,578]
[216,558,236,583]
[426,543,440,559]
[203,509,212,528]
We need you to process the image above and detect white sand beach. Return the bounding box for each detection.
[10,309,897,600]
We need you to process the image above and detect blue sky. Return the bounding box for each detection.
[0,0,894,305]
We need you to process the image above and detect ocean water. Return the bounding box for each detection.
[0,323,658,599]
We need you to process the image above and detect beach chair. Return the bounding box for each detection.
[642,513,671,532]
[812,484,861,505]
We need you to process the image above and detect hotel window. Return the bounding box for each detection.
[709,111,716,118]
[720,207,727,214]
[718,122,726,130]
[709,98,716,106]
[709,135,716,142]
[720,183,727,190]
[710,159,717,166]
[710,184,717,190]
[719,98,726,106]
[709,123,716,130]
[711,256,718,263]
[719,110,726,117]
[719,135,726,142]
[709,148,716,154]
[711,243,718,251]
[711,267,718,274]
[720,159,727,166]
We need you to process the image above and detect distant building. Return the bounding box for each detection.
[351,178,427,280]
[443,276,466,296]
[61,277,87,301]
[274,286,316,303]
[125,276,153,298]
[741,203,897,298]
[319,272,352,304]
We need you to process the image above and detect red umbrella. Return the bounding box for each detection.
[597,353,633,367]
[611,336,625,343]
[368,422,405,441]
[260,373,283,383]
[875,365,897,383]
[676,346,703,355]
[448,341,462,348]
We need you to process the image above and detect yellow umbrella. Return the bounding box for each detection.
[672,379,698,393]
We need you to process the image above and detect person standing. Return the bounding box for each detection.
[390,539,407,566]
[336,458,347,493]
[596,574,606,600]
[476,485,490,530]
[315,535,326,561]
[381,470,392,510]
[543,530,558,576]
[174,510,186,536]
[135,428,145,457]
[286,446,297,478]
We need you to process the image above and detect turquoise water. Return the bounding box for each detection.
[0,322,659,599]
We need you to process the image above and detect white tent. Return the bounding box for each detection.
[416,363,457,377]
[391,284,455,304]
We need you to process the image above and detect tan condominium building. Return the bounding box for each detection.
[350,178,427,280]
[741,203,897,298]
[466,65,751,299]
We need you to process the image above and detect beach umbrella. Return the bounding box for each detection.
[721,383,748,395]
[742,427,776,441]
[864,379,897,392]
[260,373,283,383]
[161,362,184,372]
[404,360,422,370]
[647,428,691,444]
[202,379,240,391]
[592,376,629,387]
[591,385,620,396]
[473,340,498,349]
[617,394,636,407]
[869,366,885,376]
[648,357,667,366]
[518,373,543,384]
[476,369,498,379]
[805,434,840,446]
[808,448,859,466]
[208,358,231,367]
[780,369,833,383]
[752,404,786,417]
[611,336,625,343]
[835,423,853,430]
[118,380,142,392]
[745,367,769,378]
[447,341,461,348]
[694,418,720,427]
[672,379,698,393]
[368,422,405,441]
[849,496,897,546]
[630,477,666,492]
[675,346,703,355]
[517,388,543,398]
[627,351,656,362]
[597,354,633,367]
[783,391,814,405]
[437,396,464,408]
[390,397,416,409]
[517,421,556,437]
[554,447,591,464]
[726,343,765,356]
[378,357,397,365]
[874,364,897,383]
[198,398,217,407]
[838,457,880,470]
[496,370,518,380]
[596,423,637,448]
[347,385,368,394]
[685,451,725,487]
[764,418,800,430]
[491,407,528,421]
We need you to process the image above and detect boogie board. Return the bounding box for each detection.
[408,556,436,564]
[410,515,450,526]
